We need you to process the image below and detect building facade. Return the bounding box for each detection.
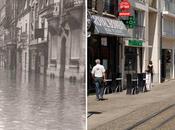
[16,0,31,72]
[46,0,85,80]
[160,0,175,82]
[88,0,130,89]
[88,0,175,91]
[0,0,86,81]
[0,0,6,68]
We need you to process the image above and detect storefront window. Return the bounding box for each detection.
[125,47,137,73]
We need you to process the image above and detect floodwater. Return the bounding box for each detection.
[0,69,85,130]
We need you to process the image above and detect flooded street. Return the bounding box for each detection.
[0,69,85,130]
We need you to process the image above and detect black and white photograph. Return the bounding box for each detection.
[0,0,86,130]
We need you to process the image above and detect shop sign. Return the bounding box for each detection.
[91,15,130,37]
[119,0,131,16]
[129,40,143,46]
[124,16,136,28]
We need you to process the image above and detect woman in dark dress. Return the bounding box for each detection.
[147,61,153,83]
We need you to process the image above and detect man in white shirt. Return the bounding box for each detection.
[91,59,105,101]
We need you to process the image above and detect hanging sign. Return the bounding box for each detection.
[124,16,136,28]
[119,0,131,16]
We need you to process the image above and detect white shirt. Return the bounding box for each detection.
[91,64,105,78]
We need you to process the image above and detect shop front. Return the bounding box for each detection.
[125,40,144,74]
[124,40,144,88]
[88,15,130,92]
[161,38,174,82]
[161,49,172,82]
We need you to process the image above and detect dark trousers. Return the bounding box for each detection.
[94,77,104,99]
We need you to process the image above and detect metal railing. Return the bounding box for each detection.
[136,0,145,4]
[4,33,11,43]
[162,30,175,38]
[130,0,145,5]
[64,0,84,10]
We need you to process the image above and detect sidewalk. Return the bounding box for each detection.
[88,80,175,130]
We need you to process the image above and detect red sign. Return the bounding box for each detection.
[119,0,131,16]
[119,1,131,10]
[119,12,131,16]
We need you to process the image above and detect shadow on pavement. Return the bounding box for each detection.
[88,111,102,118]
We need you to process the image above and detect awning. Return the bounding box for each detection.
[91,15,130,37]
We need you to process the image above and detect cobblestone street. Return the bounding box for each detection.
[88,80,175,130]
[0,69,85,130]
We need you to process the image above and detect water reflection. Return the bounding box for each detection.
[0,69,85,130]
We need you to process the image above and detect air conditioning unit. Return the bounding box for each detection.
[53,2,60,16]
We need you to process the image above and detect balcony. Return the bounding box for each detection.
[162,30,175,39]
[39,3,55,15]
[128,25,145,40]
[149,0,157,9]
[4,33,11,43]
[136,0,145,4]
[63,0,84,11]
[130,0,145,5]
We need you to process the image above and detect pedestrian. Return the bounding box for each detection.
[146,61,153,91]
[91,59,105,101]
[148,61,153,83]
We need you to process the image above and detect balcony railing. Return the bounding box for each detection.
[162,30,175,38]
[149,0,157,9]
[4,33,11,43]
[137,0,145,4]
[128,25,145,40]
[130,0,145,5]
[64,0,84,10]
[164,1,175,14]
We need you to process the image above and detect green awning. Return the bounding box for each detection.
[92,15,130,37]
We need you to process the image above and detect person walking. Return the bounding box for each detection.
[148,61,153,83]
[91,59,105,101]
[146,61,153,91]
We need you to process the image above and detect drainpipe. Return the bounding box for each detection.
[159,12,162,83]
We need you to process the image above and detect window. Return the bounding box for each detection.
[104,0,114,14]
[88,0,116,15]
[25,23,27,32]
[88,0,93,9]
[41,20,45,40]
[135,10,144,26]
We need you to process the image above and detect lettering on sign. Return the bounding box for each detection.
[92,15,126,30]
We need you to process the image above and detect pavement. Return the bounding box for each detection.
[88,80,175,130]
